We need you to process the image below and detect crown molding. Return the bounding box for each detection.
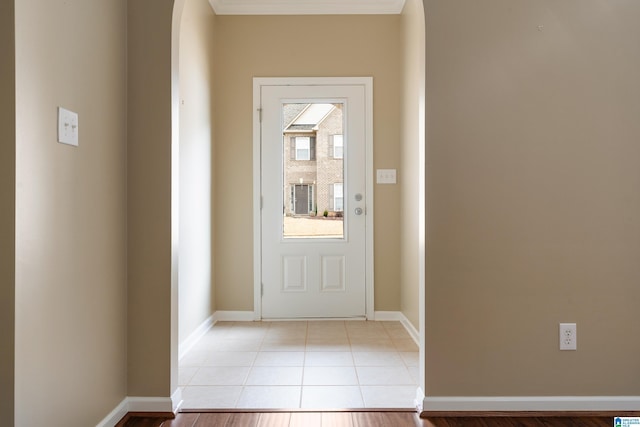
[208,0,406,15]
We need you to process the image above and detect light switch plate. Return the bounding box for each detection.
[376,169,397,184]
[58,107,78,146]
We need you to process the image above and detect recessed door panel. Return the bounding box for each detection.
[282,255,307,292]
[321,255,345,292]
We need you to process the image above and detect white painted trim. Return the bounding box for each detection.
[253,78,263,322]
[96,395,181,427]
[171,0,188,402]
[179,311,258,363]
[416,0,427,401]
[253,77,374,322]
[374,311,419,345]
[422,396,640,412]
[364,79,375,321]
[215,310,256,322]
[400,315,419,345]
[209,0,406,15]
[179,314,215,360]
[171,388,184,413]
[414,387,425,413]
[96,398,129,427]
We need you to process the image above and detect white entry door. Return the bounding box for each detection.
[255,78,372,319]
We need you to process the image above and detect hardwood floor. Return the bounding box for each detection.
[118,411,626,426]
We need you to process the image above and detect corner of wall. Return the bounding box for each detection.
[177,0,217,349]
[0,1,16,424]
[127,0,176,396]
[398,0,426,331]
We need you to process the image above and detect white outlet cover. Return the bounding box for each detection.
[559,323,577,351]
[58,107,79,146]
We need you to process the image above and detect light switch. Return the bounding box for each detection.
[376,169,397,184]
[58,107,78,146]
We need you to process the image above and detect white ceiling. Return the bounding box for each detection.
[208,0,406,15]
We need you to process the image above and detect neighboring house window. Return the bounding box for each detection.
[291,136,316,161]
[296,137,310,160]
[329,135,344,159]
[328,183,343,212]
[334,183,343,211]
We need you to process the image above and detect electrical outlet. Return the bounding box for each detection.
[559,323,577,350]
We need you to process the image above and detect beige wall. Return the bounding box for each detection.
[127,0,175,397]
[8,2,637,423]
[178,0,217,345]
[214,15,402,311]
[0,1,15,424]
[400,0,425,330]
[425,0,640,395]
[14,0,128,424]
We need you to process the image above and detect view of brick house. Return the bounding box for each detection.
[283,103,344,217]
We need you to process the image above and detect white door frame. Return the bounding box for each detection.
[252,77,374,320]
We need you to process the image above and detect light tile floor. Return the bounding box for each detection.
[179,320,419,409]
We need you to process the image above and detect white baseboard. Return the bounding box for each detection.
[414,387,425,413]
[374,311,420,345]
[179,311,256,361]
[171,388,183,413]
[178,311,256,366]
[422,396,640,412]
[214,310,257,321]
[96,398,129,427]
[96,395,180,427]
[179,314,215,360]
[399,315,419,345]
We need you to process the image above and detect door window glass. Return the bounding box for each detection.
[282,102,344,239]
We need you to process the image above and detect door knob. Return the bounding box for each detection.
[354,207,363,215]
